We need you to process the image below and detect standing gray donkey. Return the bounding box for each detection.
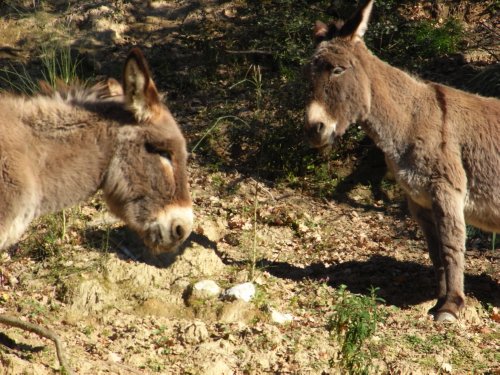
[304,0,499,322]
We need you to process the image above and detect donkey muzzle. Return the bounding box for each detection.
[305,101,337,148]
[145,206,193,253]
[305,121,327,147]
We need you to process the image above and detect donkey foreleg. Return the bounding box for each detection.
[407,199,447,311]
[431,186,467,322]
[0,196,38,250]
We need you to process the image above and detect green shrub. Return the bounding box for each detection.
[328,285,385,374]
[411,18,464,57]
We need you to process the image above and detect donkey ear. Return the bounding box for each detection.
[123,48,161,121]
[313,21,330,44]
[106,78,124,97]
[38,80,54,96]
[89,78,124,99]
[340,0,374,40]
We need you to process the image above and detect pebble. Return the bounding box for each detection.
[8,276,18,286]
[270,308,294,324]
[223,282,255,302]
[191,280,222,299]
[107,351,122,363]
[181,321,209,344]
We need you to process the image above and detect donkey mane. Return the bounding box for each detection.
[0,80,134,138]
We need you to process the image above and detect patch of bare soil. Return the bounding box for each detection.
[0,1,498,374]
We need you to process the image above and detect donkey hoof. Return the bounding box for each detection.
[435,311,457,323]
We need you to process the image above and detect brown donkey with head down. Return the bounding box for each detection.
[0,48,193,254]
[305,0,499,322]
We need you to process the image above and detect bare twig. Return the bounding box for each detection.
[250,179,259,281]
[249,178,276,202]
[0,314,73,375]
[479,21,500,37]
[479,46,500,62]
[226,49,274,56]
[0,46,22,59]
[276,192,295,201]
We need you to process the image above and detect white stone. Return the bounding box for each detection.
[441,363,453,373]
[107,351,122,363]
[192,280,221,299]
[270,308,294,324]
[223,282,255,302]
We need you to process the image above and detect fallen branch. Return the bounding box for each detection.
[226,49,274,56]
[0,46,23,59]
[0,314,73,375]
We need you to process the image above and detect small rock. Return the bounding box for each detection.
[181,321,209,344]
[441,362,453,373]
[8,276,18,287]
[198,220,225,242]
[191,280,222,299]
[223,233,240,246]
[490,307,500,323]
[270,308,294,324]
[297,222,309,233]
[107,351,122,363]
[223,8,237,18]
[223,282,255,302]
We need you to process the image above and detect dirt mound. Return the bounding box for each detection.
[59,244,225,322]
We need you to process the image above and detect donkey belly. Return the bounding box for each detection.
[396,169,500,233]
[464,193,500,233]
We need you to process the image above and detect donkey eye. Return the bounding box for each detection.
[331,66,345,76]
[145,143,172,162]
[158,150,172,162]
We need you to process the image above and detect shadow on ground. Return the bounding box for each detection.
[259,254,499,309]
[82,225,218,267]
[83,224,498,310]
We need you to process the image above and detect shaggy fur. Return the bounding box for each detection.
[305,0,499,322]
[0,48,193,254]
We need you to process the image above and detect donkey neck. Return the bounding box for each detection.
[360,47,435,157]
[21,98,119,215]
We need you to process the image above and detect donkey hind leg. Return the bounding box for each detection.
[407,199,447,314]
[431,187,467,322]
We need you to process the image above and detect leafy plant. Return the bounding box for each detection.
[410,18,464,57]
[230,64,264,110]
[244,0,329,73]
[328,285,385,374]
